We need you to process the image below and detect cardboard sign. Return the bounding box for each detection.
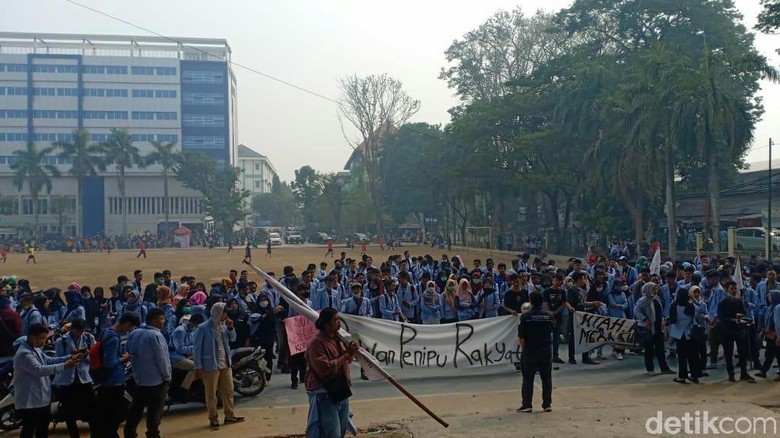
[284,315,318,355]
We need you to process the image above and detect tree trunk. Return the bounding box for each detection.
[76,177,83,238]
[707,148,721,249]
[163,169,170,235]
[625,196,644,244]
[120,168,128,235]
[665,141,677,259]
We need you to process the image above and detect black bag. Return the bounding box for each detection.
[311,341,352,404]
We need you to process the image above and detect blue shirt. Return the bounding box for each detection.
[700,282,726,320]
[101,328,126,387]
[193,321,236,372]
[477,289,501,318]
[397,284,418,320]
[20,307,44,335]
[340,297,371,317]
[379,293,401,321]
[607,291,629,319]
[13,342,69,409]
[53,332,94,386]
[169,324,194,363]
[127,325,171,386]
[312,287,341,311]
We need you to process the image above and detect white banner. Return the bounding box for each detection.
[573,311,636,354]
[340,314,522,369]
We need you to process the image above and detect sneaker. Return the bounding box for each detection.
[543,407,552,413]
[210,419,220,430]
[616,352,624,361]
[553,357,565,364]
[582,358,600,365]
[224,417,245,425]
[740,375,756,384]
[688,377,700,384]
[517,407,533,413]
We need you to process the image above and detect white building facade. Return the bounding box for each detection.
[237,144,277,198]
[0,32,238,236]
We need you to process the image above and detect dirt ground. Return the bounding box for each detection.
[3,244,546,291]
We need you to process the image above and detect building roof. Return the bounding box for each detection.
[238,144,267,159]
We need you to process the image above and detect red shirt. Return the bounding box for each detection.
[327,240,333,249]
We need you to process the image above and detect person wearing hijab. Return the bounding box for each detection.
[117,287,147,324]
[190,289,207,306]
[455,279,475,321]
[62,287,86,326]
[173,284,190,308]
[156,286,177,340]
[249,294,276,381]
[420,281,442,324]
[634,283,674,376]
[440,279,458,323]
[477,277,500,319]
[193,302,243,430]
[226,298,250,349]
[170,313,203,391]
[689,285,710,379]
[669,289,699,383]
[20,293,45,335]
[607,280,629,360]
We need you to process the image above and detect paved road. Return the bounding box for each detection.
[234,350,754,410]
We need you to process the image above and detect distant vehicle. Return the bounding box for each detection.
[268,232,283,246]
[736,227,780,252]
[353,233,369,243]
[286,232,304,244]
[308,232,331,244]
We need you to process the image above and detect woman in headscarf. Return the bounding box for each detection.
[190,288,207,306]
[226,298,249,349]
[634,282,674,376]
[420,281,442,324]
[173,284,190,307]
[117,286,147,323]
[440,279,458,323]
[157,285,177,340]
[455,278,475,321]
[62,284,86,325]
[607,279,629,360]
[476,277,500,319]
[669,288,698,383]
[249,294,276,381]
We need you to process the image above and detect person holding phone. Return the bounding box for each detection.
[53,318,95,438]
[14,323,80,438]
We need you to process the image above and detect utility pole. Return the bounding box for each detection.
[769,138,773,262]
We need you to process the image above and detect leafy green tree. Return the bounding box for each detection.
[11,142,61,239]
[102,128,142,235]
[252,175,298,226]
[147,141,178,234]
[291,165,323,230]
[175,151,249,240]
[757,0,780,34]
[54,128,104,238]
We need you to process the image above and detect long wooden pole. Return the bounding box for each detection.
[243,261,449,428]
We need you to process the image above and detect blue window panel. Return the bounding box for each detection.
[7,157,17,166]
[83,65,105,74]
[0,157,5,164]
[106,66,127,75]
[131,66,154,75]
[0,134,4,140]
[182,92,224,105]
[156,134,178,143]
[182,71,224,84]
[56,88,78,96]
[183,114,224,127]
[33,88,56,96]
[132,89,154,98]
[1,110,28,118]
[156,112,177,121]
[84,111,127,120]
[132,134,155,142]
[90,134,109,142]
[183,136,225,149]
[83,88,105,97]
[32,65,57,73]
[0,88,4,96]
[7,87,27,96]
[156,67,176,76]
[107,111,127,120]
[132,111,155,120]
[56,65,79,74]
[2,133,28,141]
[4,64,28,73]
[155,90,177,98]
[106,89,128,97]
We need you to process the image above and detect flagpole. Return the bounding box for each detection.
[243,261,449,428]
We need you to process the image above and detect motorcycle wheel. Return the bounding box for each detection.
[233,364,267,397]
[0,405,22,431]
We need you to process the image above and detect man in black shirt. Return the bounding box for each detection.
[543,274,567,364]
[518,292,554,413]
[503,275,529,315]
[566,272,598,365]
[718,280,755,383]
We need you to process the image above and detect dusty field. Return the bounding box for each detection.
[3,244,538,291]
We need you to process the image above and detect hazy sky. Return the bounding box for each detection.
[2,0,779,180]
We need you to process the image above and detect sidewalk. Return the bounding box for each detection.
[158,380,780,437]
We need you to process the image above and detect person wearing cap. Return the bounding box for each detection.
[20,293,45,335]
[341,284,371,317]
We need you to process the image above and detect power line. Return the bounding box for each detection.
[63,0,341,106]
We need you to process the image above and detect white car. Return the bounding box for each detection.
[269,232,283,246]
[736,227,780,252]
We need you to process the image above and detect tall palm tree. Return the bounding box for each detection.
[103,128,141,235]
[54,129,105,238]
[11,142,61,240]
[147,140,178,234]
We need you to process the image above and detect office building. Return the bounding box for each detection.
[0,32,238,236]
[237,144,277,198]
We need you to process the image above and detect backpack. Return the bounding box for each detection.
[89,331,116,383]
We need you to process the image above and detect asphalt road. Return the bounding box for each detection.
[234,348,756,410]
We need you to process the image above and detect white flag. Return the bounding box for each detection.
[649,245,661,276]
[734,258,744,297]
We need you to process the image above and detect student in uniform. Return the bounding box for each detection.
[341,284,371,317]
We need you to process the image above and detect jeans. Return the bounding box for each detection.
[311,393,350,438]
[520,350,552,409]
[19,406,49,438]
[643,333,670,372]
[93,385,127,438]
[203,368,235,421]
[722,328,749,378]
[124,382,169,438]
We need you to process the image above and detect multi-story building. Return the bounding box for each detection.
[0,32,238,237]
[237,144,277,198]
